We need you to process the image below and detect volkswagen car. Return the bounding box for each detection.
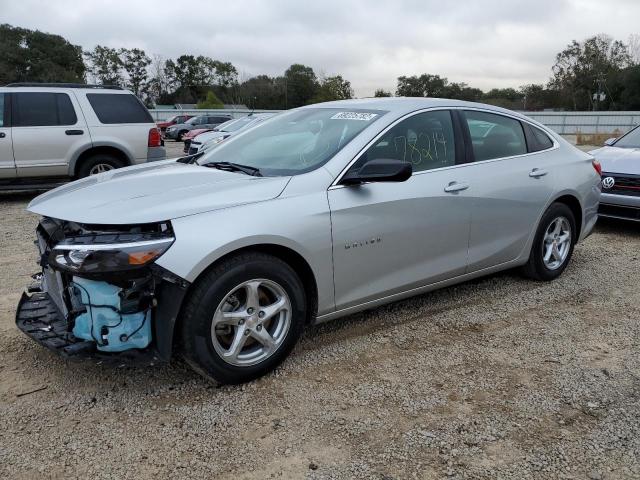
[16,98,601,384]
[590,125,640,221]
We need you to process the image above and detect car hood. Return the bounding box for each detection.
[28,160,291,225]
[590,146,640,175]
[195,131,227,143]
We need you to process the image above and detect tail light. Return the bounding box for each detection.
[592,159,602,176]
[148,128,162,148]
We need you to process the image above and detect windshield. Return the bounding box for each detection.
[198,108,384,176]
[615,126,640,149]
[220,117,255,133]
[185,117,201,125]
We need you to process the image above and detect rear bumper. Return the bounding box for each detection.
[147,146,167,162]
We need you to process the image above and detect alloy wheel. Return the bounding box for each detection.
[211,279,292,367]
[542,216,571,270]
[88,163,115,175]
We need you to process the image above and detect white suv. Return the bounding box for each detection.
[0,83,165,189]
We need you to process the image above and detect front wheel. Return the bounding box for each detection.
[179,252,306,384]
[522,203,576,281]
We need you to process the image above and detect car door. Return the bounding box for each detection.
[329,109,472,310]
[11,91,86,177]
[0,93,16,179]
[459,109,556,271]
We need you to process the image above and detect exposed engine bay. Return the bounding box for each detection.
[16,217,189,362]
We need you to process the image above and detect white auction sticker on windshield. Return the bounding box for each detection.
[330,112,378,121]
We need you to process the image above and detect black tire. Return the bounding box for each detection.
[522,202,576,281]
[179,252,306,384]
[77,154,125,178]
[176,130,188,142]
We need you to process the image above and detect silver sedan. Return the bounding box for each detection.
[18,98,601,384]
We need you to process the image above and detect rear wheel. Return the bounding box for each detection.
[77,154,125,178]
[522,203,576,281]
[179,252,306,384]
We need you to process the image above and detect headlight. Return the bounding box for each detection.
[167,126,176,132]
[50,236,174,274]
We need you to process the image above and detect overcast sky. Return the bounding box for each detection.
[3,0,640,96]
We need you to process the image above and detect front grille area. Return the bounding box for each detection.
[599,203,640,221]
[602,172,640,197]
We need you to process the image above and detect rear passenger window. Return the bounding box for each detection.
[354,110,456,173]
[526,124,554,152]
[0,94,4,127]
[87,93,153,124]
[12,92,77,127]
[463,111,527,162]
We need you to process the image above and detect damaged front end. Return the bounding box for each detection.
[16,217,190,364]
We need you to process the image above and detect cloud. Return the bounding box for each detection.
[3,0,639,96]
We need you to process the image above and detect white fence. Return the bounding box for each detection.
[149,108,640,135]
[148,109,281,122]
[522,111,640,135]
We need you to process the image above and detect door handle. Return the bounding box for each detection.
[0,132,5,139]
[444,181,469,193]
[529,168,548,178]
[65,129,84,136]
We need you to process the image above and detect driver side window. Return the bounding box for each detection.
[353,110,456,173]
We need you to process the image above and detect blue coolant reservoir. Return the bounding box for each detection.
[71,276,151,352]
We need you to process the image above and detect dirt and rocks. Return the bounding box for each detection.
[1,174,639,479]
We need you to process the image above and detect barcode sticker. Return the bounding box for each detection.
[330,112,378,121]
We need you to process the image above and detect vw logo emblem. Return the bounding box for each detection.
[602,177,615,189]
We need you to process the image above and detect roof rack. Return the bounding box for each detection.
[4,83,124,90]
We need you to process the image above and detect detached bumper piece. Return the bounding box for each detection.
[16,287,160,365]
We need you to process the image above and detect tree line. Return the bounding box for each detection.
[1,24,639,111]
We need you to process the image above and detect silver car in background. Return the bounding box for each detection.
[187,113,276,155]
[590,125,640,221]
[16,98,601,384]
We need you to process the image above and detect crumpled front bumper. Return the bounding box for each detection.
[16,282,161,365]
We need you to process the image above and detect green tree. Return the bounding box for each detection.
[0,24,84,84]
[84,45,123,85]
[396,74,448,97]
[374,89,392,97]
[311,75,353,103]
[197,91,224,109]
[284,64,319,107]
[550,35,631,110]
[121,48,151,97]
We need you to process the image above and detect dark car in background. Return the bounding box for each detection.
[590,125,640,221]
[156,114,194,133]
[164,114,232,141]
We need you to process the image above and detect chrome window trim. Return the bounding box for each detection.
[329,106,560,189]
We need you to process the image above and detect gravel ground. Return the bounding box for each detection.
[1,149,640,479]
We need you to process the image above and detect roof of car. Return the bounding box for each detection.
[303,97,527,120]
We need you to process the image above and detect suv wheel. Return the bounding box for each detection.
[179,252,306,384]
[522,203,576,281]
[77,154,125,178]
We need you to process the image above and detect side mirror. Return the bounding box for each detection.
[341,159,412,185]
[604,137,617,147]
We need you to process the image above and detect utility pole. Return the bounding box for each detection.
[593,74,606,111]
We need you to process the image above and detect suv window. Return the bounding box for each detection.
[12,92,77,127]
[87,93,153,124]
[464,111,527,161]
[354,110,456,173]
[0,94,4,127]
